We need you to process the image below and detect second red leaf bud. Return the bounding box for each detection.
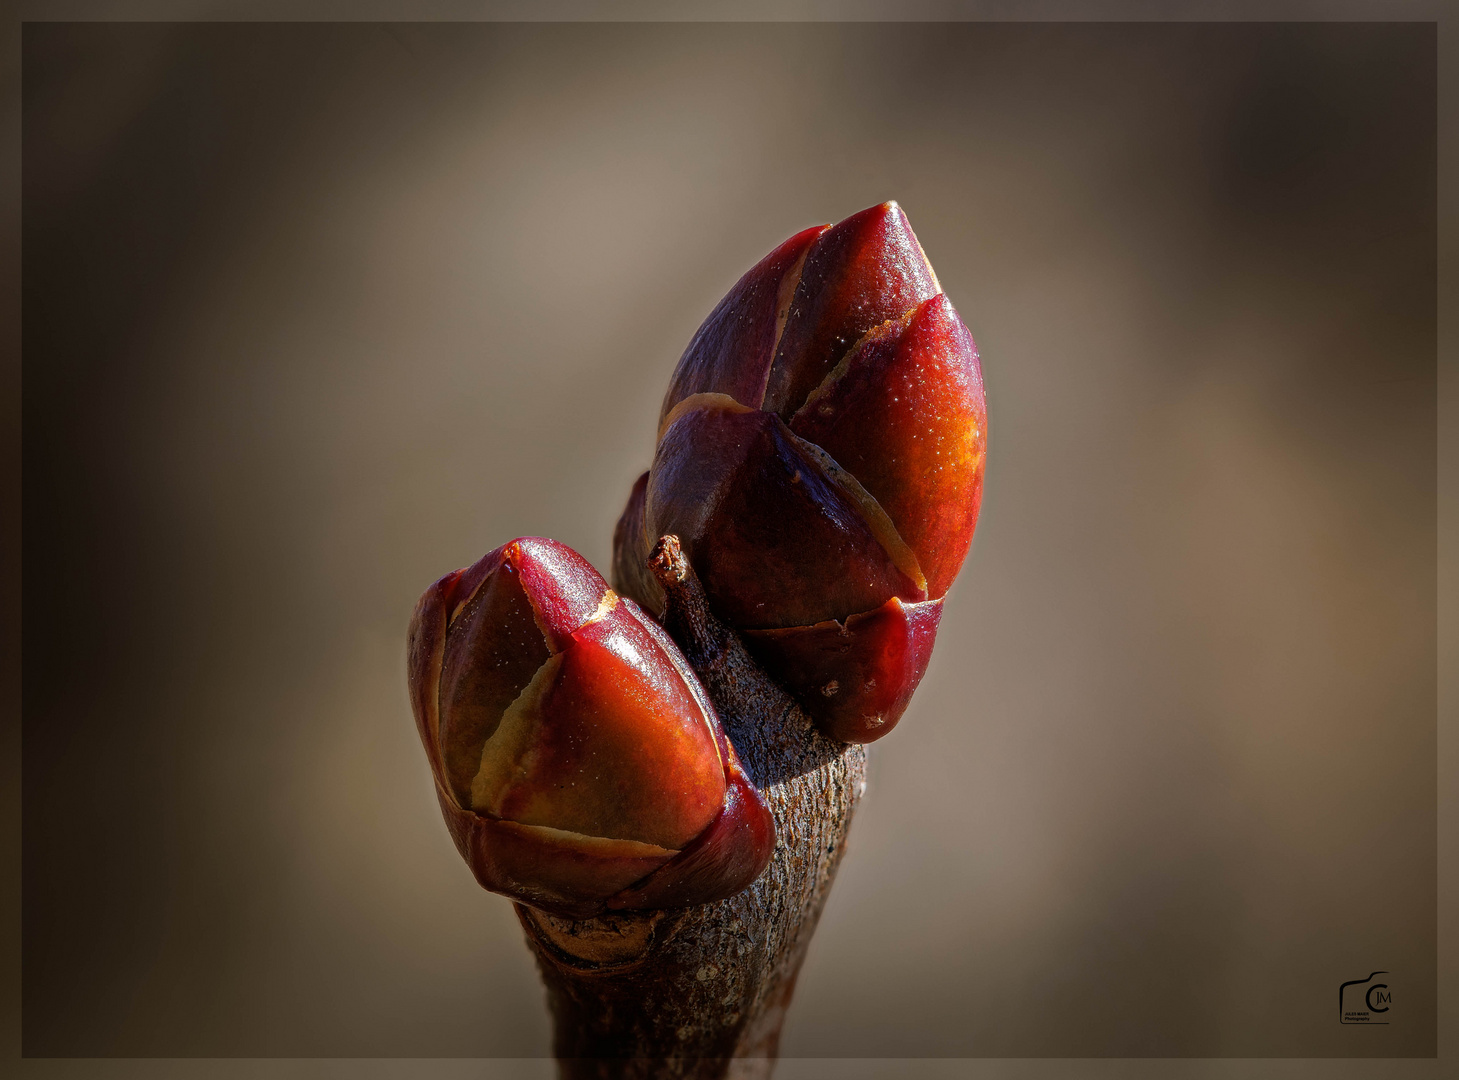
[407,537,775,919]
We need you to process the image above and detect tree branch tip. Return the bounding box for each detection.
[650,534,689,586]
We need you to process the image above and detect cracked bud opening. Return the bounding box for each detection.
[407,537,774,918]
[613,202,986,742]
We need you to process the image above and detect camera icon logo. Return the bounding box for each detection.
[1339,971,1391,1024]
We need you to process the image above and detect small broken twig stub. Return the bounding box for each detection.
[516,536,866,1079]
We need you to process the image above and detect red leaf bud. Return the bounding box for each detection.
[408,537,774,918]
[614,202,985,743]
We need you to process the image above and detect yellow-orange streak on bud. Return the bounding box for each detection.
[771,241,815,360]
[657,391,754,447]
[789,432,927,596]
[471,654,559,816]
[498,821,679,859]
[583,590,619,628]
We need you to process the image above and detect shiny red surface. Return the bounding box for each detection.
[791,293,986,600]
[648,400,924,629]
[761,202,940,419]
[487,611,726,851]
[607,769,777,911]
[742,597,943,743]
[506,537,614,652]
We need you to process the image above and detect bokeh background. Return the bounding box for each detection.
[22,21,1435,1057]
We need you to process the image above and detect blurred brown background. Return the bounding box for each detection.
[21,21,1435,1058]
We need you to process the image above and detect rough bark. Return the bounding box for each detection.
[516,537,866,1079]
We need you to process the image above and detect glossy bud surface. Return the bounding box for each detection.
[615,203,985,742]
[408,537,774,918]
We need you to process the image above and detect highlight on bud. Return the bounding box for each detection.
[615,202,986,743]
[407,537,775,918]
